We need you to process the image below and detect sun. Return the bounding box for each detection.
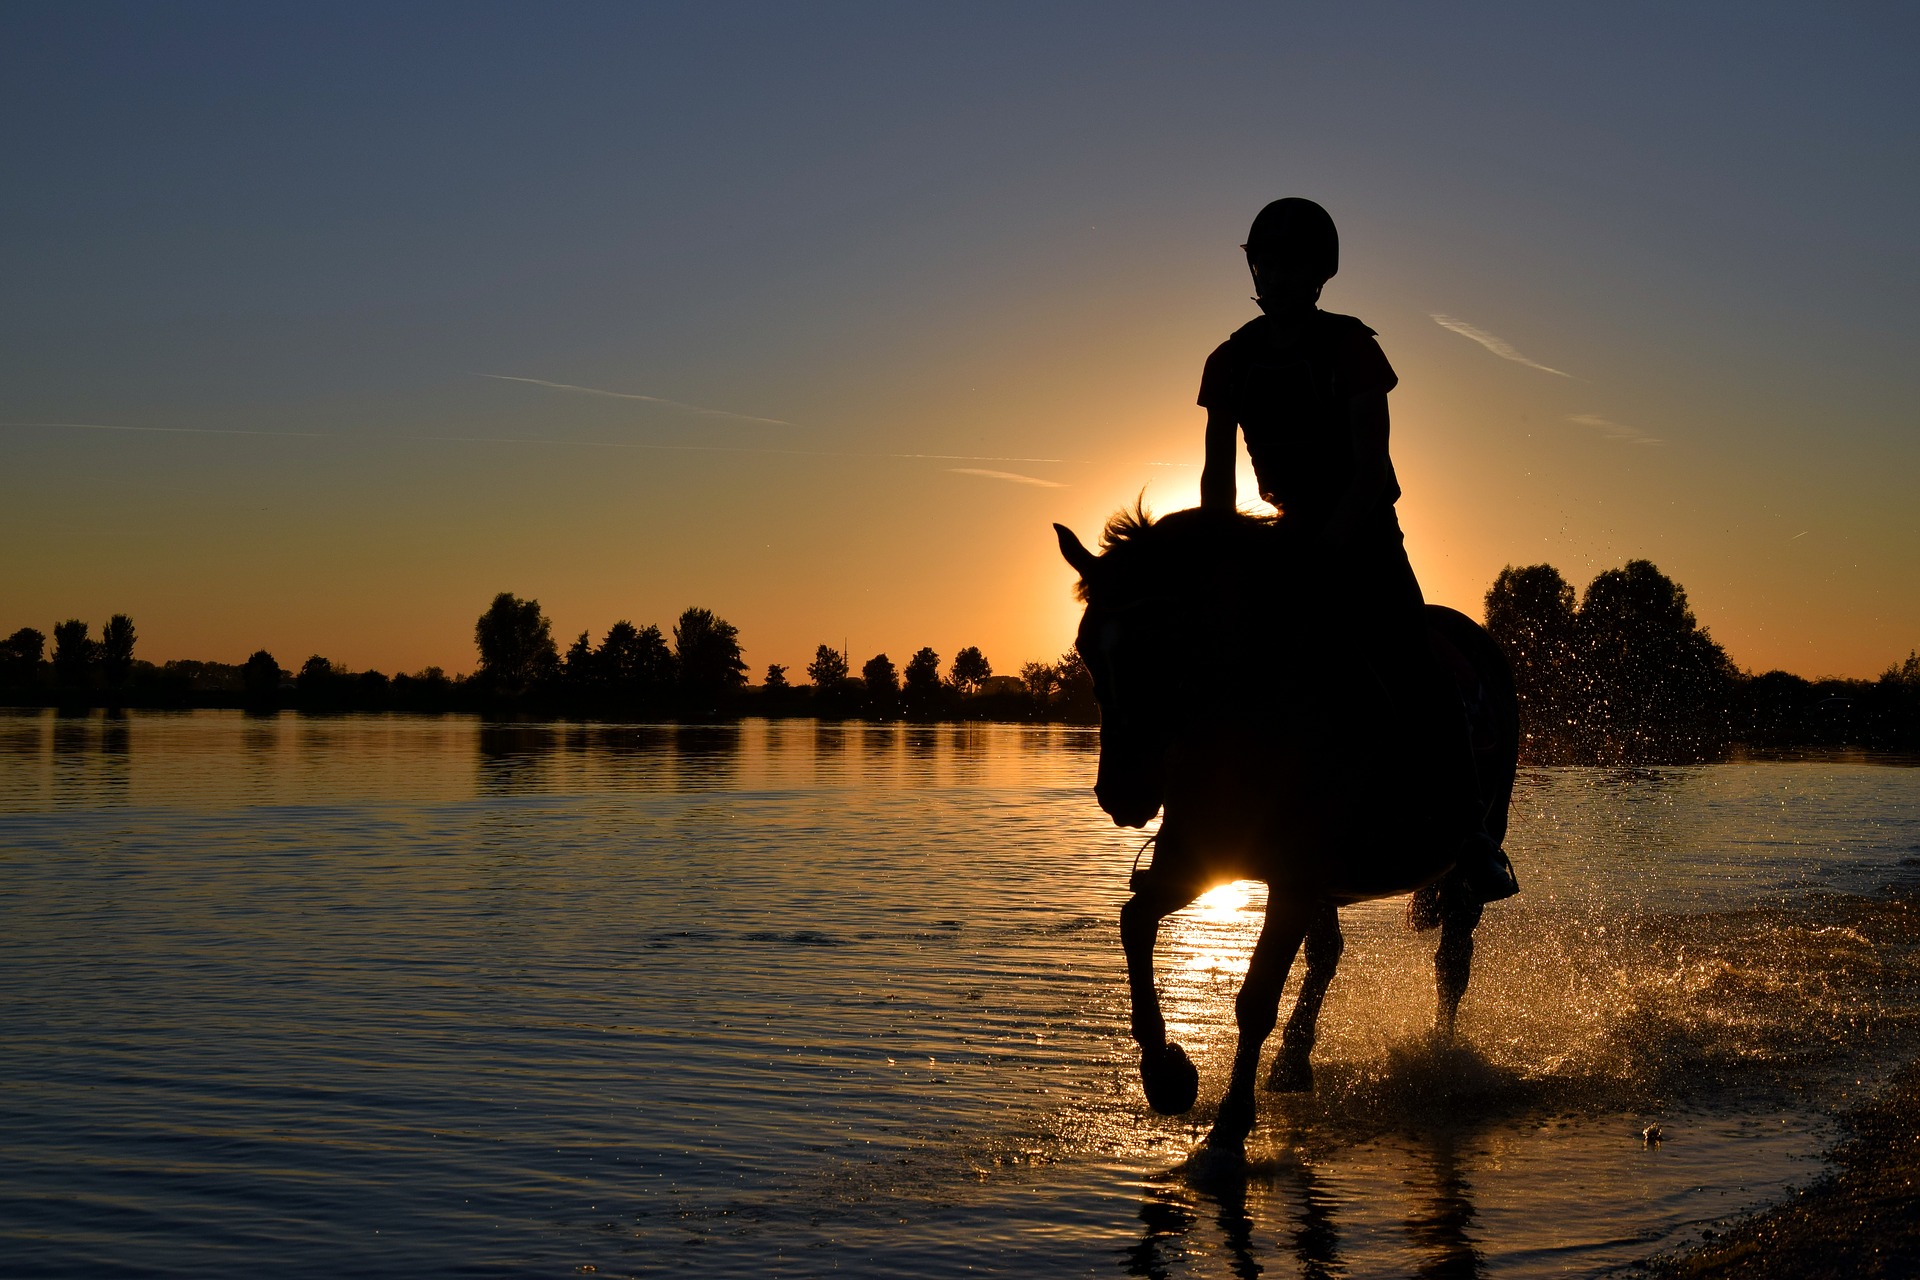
[1192,880,1256,922]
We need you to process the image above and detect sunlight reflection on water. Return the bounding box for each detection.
[1,711,1918,1277]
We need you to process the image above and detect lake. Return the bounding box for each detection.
[4,710,1919,1277]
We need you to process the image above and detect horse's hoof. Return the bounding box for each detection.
[1207,1093,1255,1151]
[1140,1041,1199,1116]
[1265,1051,1314,1093]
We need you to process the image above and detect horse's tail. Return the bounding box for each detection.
[1422,604,1521,846]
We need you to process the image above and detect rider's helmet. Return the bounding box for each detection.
[1244,198,1339,299]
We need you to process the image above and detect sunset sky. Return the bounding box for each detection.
[4,5,1915,680]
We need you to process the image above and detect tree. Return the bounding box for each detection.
[764,664,789,689]
[862,653,899,718]
[562,631,598,689]
[1879,651,1920,750]
[902,646,943,718]
[1020,660,1059,702]
[807,644,850,687]
[1485,565,1579,752]
[474,592,558,697]
[949,646,991,695]
[603,621,676,704]
[99,614,137,691]
[297,655,344,710]
[1,627,45,690]
[1055,648,1097,721]
[51,620,95,689]
[1576,559,1736,760]
[242,650,281,706]
[674,607,746,711]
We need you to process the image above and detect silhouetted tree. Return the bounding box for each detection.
[99,614,136,693]
[807,644,850,687]
[950,646,991,695]
[242,649,282,707]
[901,646,944,718]
[562,631,597,688]
[1055,648,1097,722]
[474,592,558,697]
[1020,660,1059,702]
[764,664,789,689]
[51,620,95,690]
[603,620,677,705]
[807,644,855,717]
[1485,565,1579,754]
[296,655,347,711]
[1878,651,1920,750]
[862,652,899,718]
[1,627,44,691]
[1576,559,1735,760]
[674,607,746,712]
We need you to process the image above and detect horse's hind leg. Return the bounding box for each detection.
[1434,877,1484,1041]
[1209,895,1312,1153]
[1267,901,1341,1092]
[1121,884,1203,1114]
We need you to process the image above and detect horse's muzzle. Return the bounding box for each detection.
[1096,758,1164,829]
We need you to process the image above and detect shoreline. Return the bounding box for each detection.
[1643,1060,1920,1278]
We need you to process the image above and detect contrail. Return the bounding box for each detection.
[1568,413,1661,446]
[477,374,794,426]
[1430,315,1570,377]
[0,420,1069,465]
[946,468,1066,488]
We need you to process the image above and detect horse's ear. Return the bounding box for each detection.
[1054,523,1097,577]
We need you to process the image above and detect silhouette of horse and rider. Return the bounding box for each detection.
[1054,199,1521,1155]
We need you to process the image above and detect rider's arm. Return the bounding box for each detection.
[1200,406,1238,512]
[1316,390,1390,546]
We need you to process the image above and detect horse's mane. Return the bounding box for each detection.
[1076,503,1293,602]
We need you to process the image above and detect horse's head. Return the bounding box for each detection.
[1055,512,1190,828]
[1057,506,1296,829]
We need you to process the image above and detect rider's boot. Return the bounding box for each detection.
[1455,829,1519,904]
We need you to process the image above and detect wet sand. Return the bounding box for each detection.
[1649,1061,1920,1278]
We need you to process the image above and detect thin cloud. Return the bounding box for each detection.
[1430,315,1570,377]
[477,374,794,426]
[0,419,1067,465]
[946,467,1066,488]
[1568,413,1662,446]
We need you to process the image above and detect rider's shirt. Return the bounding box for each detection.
[1197,309,1400,536]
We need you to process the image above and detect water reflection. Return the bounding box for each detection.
[1127,1133,1485,1280]
[1405,1134,1484,1280]
[476,723,563,795]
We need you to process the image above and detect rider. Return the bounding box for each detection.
[1197,197,1517,904]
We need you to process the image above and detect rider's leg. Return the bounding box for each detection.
[1211,894,1312,1150]
[1269,900,1342,1091]
[1361,537,1517,904]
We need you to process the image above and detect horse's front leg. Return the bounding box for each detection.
[1267,900,1341,1092]
[1434,876,1484,1040]
[1121,884,1202,1114]
[1209,894,1313,1152]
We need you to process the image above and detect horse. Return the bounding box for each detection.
[1052,505,1520,1153]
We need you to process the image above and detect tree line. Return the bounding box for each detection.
[0,592,1099,723]
[1484,560,1920,761]
[5,573,1916,754]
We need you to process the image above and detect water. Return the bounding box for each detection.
[3,711,1919,1278]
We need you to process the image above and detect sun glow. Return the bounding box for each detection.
[1192,880,1257,923]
